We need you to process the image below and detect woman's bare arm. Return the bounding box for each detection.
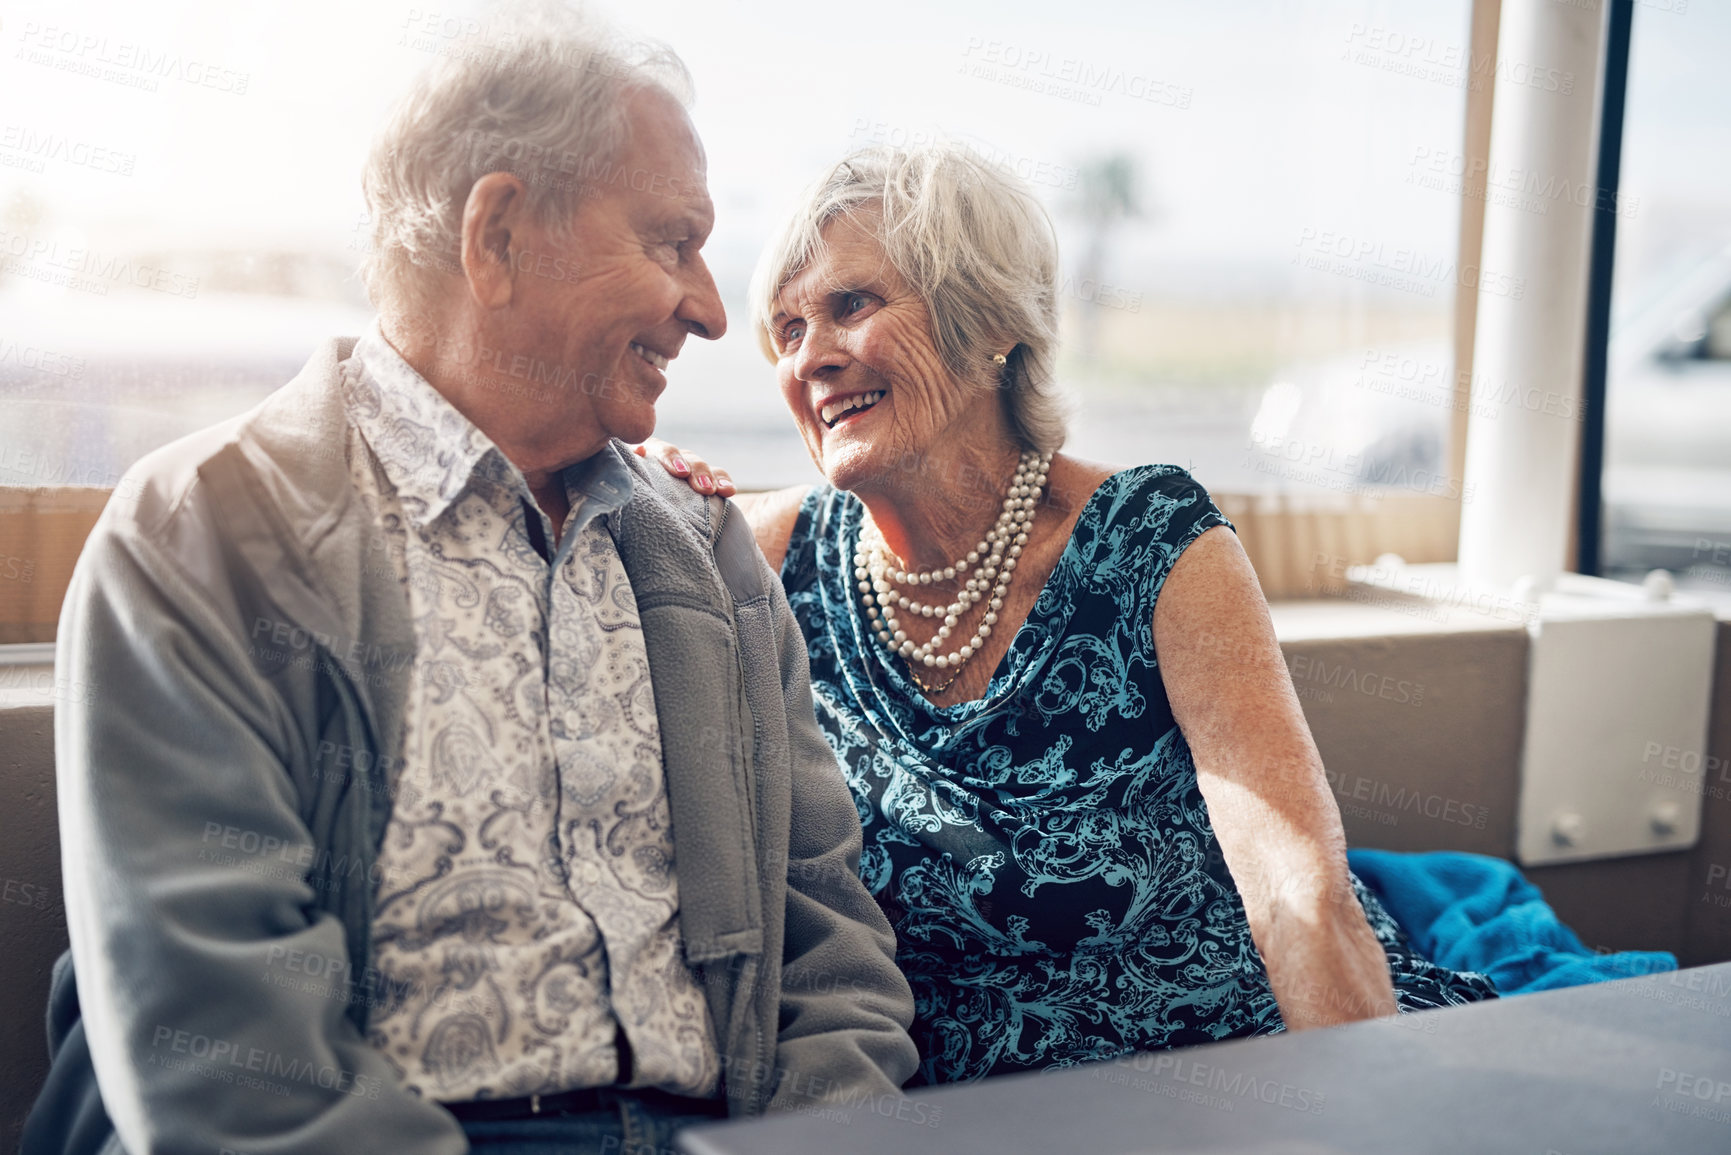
[1154,525,1397,1030]
[730,486,810,574]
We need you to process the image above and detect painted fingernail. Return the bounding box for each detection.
[671,455,689,474]
[696,473,713,490]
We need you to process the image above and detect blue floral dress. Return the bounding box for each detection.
[779,465,1497,1086]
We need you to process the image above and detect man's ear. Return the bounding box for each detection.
[459,172,527,310]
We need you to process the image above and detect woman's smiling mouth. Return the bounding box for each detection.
[819,389,886,428]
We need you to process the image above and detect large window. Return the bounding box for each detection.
[653,0,1475,501]
[1,0,1480,637]
[1599,0,1731,592]
[0,0,1472,487]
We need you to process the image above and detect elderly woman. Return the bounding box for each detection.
[645,144,1494,1085]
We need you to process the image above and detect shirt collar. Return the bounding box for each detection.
[343,321,635,534]
[559,440,636,542]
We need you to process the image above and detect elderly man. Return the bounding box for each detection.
[24,14,916,1155]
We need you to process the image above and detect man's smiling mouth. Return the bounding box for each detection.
[819,390,886,428]
[629,342,670,370]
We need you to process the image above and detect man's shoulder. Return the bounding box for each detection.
[100,338,360,544]
[612,442,769,607]
[101,410,254,541]
[614,439,719,540]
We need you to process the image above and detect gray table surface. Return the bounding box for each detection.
[678,963,1731,1154]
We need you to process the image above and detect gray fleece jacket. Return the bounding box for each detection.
[24,337,917,1155]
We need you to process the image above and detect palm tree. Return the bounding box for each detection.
[1068,153,1141,368]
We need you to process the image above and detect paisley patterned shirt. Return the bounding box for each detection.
[341,327,720,1102]
[781,465,1497,1086]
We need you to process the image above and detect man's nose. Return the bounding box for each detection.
[677,252,727,341]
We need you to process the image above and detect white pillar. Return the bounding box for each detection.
[1457,1,1609,592]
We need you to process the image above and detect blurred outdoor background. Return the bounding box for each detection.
[1,0,1727,585]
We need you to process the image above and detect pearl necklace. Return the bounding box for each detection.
[855,450,1052,690]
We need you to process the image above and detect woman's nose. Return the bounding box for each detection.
[792,322,848,381]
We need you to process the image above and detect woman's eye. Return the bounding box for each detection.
[844,293,870,314]
[783,322,806,346]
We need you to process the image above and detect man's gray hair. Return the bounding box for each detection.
[750,143,1070,455]
[360,2,691,316]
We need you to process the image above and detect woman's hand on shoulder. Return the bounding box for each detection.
[632,437,735,497]
[630,438,808,571]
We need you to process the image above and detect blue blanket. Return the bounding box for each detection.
[1347,848,1677,994]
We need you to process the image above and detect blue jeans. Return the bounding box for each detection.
[458,1089,728,1155]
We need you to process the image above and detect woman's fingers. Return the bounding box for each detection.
[633,437,690,477]
[631,438,733,496]
[685,455,720,494]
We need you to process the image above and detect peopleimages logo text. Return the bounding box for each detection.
[18,22,251,94]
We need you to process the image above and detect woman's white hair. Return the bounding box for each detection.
[750,142,1070,455]
[360,1,691,317]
